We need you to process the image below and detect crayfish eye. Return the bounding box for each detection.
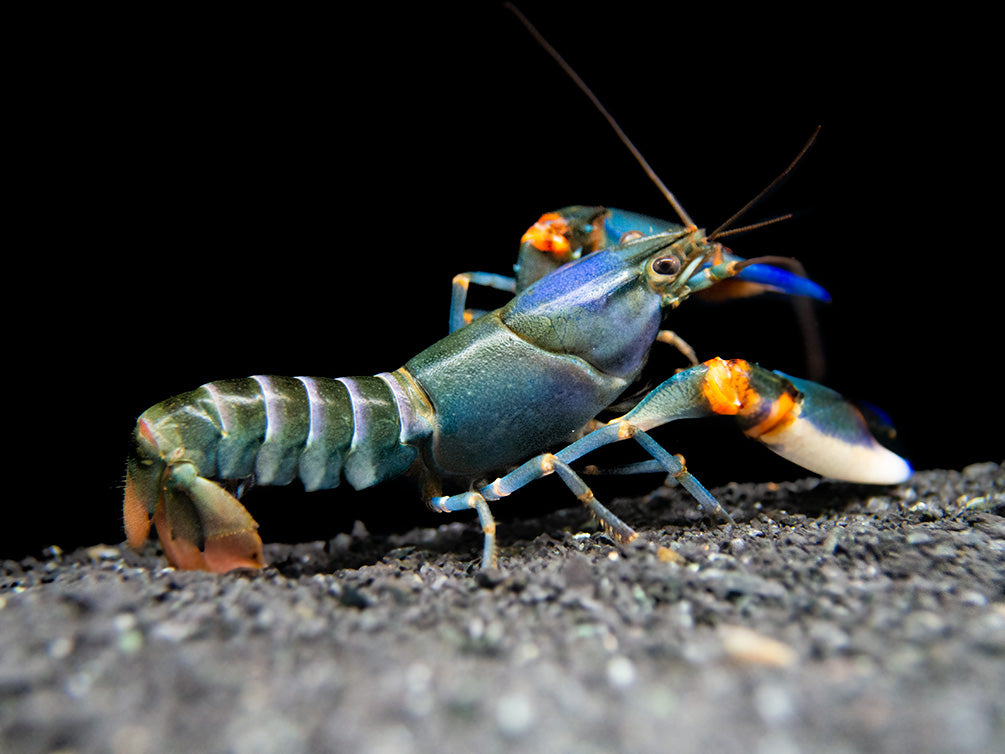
[652,256,682,276]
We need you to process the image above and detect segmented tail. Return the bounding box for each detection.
[124,373,425,571]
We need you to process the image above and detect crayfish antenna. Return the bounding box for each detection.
[505,2,695,229]
[710,213,794,240]
[707,127,827,382]
[708,126,820,241]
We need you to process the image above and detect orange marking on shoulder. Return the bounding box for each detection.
[521,212,572,255]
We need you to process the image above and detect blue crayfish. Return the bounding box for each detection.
[123,13,911,573]
[124,212,910,572]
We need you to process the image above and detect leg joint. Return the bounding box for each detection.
[670,453,688,478]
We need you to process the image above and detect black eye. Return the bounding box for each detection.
[652,256,681,276]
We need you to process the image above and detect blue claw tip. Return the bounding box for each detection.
[737,263,831,302]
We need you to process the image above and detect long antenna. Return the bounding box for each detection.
[507,4,828,380]
[709,127,820,240]
[712,213,794,240]
[505,3,696,229]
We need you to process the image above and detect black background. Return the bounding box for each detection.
[9,4,998,560]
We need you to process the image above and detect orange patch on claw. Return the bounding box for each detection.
[701,357,746,415]
[744,390,798,439]
[521,212,572,256]
[701,358,799,438]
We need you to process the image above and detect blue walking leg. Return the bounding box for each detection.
[430,491,498,569]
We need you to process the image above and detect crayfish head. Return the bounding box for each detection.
[503,227,693,378]
[641,227,719,309]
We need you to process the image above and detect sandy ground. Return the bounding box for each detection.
[2,462,1002,754]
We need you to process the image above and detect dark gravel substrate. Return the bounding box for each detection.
[2,462,1002,754]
